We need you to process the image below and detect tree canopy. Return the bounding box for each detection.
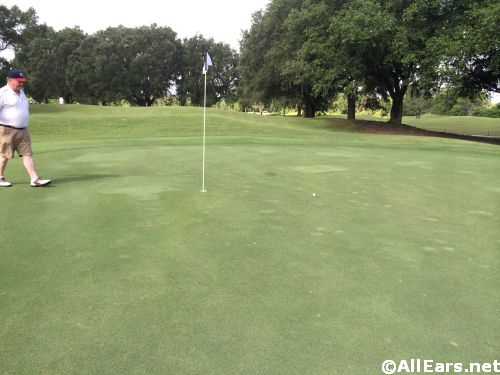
[1,5,239,107]
[0,5,38,78]
[65,25,181,106]
[177,35,239,107]
[0,1,497,116]
[239,0,499,122]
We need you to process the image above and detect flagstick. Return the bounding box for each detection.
[201,71,207,193]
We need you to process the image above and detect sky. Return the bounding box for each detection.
[2,0,270,51]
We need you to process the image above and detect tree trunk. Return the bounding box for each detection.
[297,106,302,117]
[389,85,407,125]
[146,96,155,106]
[347,94,356,120]
[303,94,316,118]
[64,93,73,104]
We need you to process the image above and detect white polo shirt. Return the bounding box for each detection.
[0,85,29,128]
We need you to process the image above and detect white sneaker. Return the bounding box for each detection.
[0,177,12,187]
[31,178,52,187]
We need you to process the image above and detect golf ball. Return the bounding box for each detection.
[312,193,317,197]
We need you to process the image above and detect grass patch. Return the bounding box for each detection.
[402,114,500,136]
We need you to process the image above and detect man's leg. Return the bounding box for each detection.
[0,156,8,176]
[23,155,51,187]
[22,155,38,180]
[18,130,51,186]
[0,156,12,187]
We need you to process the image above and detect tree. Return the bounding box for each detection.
[428,88,489,116]
[239,1,304,114]
[66,34,112,104]
[0,57,10,79]
[125,25,181,106]
[177,35,239,107]
[14,26,85,103]
[280,0,341,118]
[331,0,432,124]
[0,5,38,52]
[430,1,499,97]
[12,23,53,103]
[67,25,181,106]
[239,9,277,109]
[403,92,431,116]
[328,0,385,120]
[53,28,86,103]
[0,5,39,81]
[208,42,239,106]
[177,35,208,106]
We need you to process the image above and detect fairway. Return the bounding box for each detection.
[1,106,499,374]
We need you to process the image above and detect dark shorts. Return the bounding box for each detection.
[0,126,32,159]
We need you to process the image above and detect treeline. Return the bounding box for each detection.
[0,5,238,107]
[239,0,499,124]
[1,1,499,124]
[404,91,500,118]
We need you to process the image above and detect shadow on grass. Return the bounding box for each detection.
[52,174,120,185]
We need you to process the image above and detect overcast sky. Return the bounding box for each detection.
[2,0,269,50]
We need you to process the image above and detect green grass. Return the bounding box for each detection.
[403,114,500,136]
[1,105,499,374]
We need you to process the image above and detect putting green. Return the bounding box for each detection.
[1,106,499,374]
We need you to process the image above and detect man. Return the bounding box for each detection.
[0,69,51,187]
